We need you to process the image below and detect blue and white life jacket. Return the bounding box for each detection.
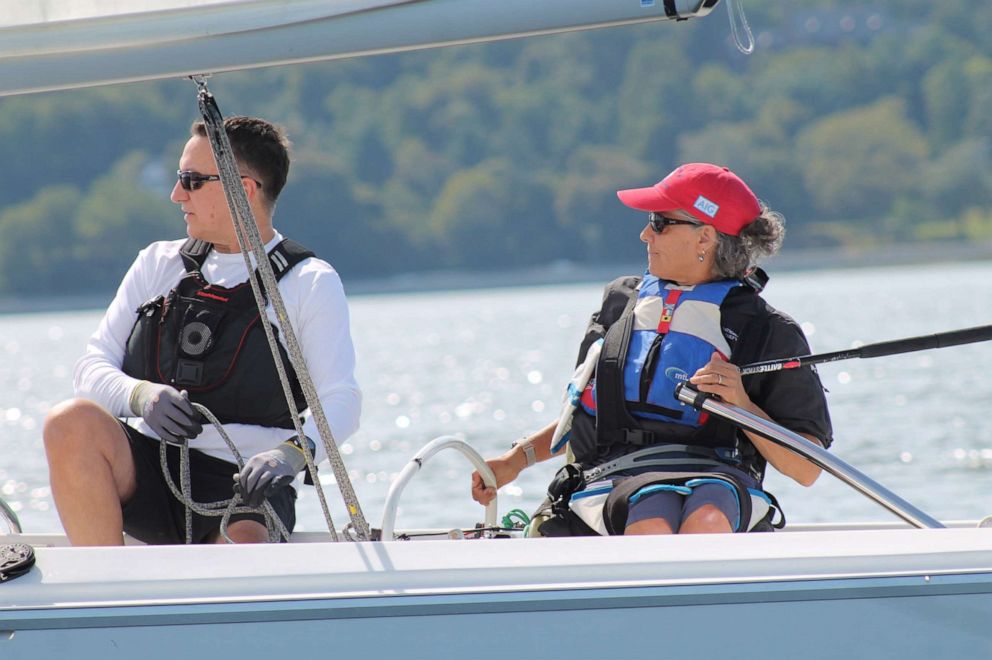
[579,275,740,428]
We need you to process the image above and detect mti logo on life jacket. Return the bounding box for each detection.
[664,366,690,383]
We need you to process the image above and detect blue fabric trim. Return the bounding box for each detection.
[638,275,739,304]
[748,488,772,505]
[566,382,582,405]
[628,483,693,504]
[570,484,614,502]
[551,429,570,454]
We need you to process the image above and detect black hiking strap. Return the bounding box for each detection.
[253,239,315,294]
[581,444,733,483]
[178,238,315,293]
[179,238,212,272]
[594,287,641,446]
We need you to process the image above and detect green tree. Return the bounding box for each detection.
[553,146,651,262]
[276,156,405,278]
[616,37,695,162]
[795,98,928,221]
[0,186,81,294]
[73,153,178,291]
[0,83,187,208]
[750,47,873,116]
[919,139,992,218]
[3,0,992,293]
[922,60,970,149]
[431,158,555,268]
[963,55,992,140]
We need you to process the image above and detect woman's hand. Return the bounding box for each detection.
[470,421,559,505]
[689,351,823,486]
[470,455,522,505]
[688,352,750,408]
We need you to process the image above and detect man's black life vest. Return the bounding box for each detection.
[121,238,313,429]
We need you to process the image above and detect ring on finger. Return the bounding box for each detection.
[717,374,723,385]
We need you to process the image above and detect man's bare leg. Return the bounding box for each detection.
[44,398,136,546]
[214,519,272,544]
[624,517,676,535]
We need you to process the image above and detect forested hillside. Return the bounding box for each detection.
[0,0,989,295]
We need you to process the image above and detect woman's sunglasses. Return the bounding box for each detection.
[177,170,262,192]
[648,212,703,233]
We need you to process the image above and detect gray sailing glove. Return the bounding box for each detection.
[234,439,311,508]
[129,381,203,445]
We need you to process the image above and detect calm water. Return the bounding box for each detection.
[2,260,991,534]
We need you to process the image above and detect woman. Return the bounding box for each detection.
[471,163,832,535]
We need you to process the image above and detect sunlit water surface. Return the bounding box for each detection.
[2,260,991,534]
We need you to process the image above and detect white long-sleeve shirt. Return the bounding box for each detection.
[74,232,361,464]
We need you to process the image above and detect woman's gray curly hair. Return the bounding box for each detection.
[711,202,785,280]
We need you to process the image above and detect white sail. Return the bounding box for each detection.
[0,0,720,97]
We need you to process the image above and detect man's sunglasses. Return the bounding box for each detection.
[648,212,703,233]
[177,170,262,192]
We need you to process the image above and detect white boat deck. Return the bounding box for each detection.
[5,525,991,604]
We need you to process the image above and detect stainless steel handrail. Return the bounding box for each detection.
[676,385,944,529]
[0,496,22,534]
[381,436,498,541]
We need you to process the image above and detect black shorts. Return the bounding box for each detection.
[120,423,297,544]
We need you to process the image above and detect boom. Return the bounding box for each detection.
[0,0,720,97]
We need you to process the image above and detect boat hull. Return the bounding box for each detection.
[3,527,991,658]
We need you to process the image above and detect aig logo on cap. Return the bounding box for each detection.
[693,195,719,218]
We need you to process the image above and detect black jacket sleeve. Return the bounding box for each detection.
[739,306,834,448]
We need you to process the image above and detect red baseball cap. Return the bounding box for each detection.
[616,163,761,236]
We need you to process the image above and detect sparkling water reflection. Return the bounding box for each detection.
[1,260,990,534]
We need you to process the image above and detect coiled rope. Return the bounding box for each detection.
[160,403,290,544]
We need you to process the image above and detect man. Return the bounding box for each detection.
[43,116,361,545]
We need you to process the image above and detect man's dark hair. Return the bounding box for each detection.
[191,116,291,207]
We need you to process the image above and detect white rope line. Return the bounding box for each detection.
[727,0,754,55]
